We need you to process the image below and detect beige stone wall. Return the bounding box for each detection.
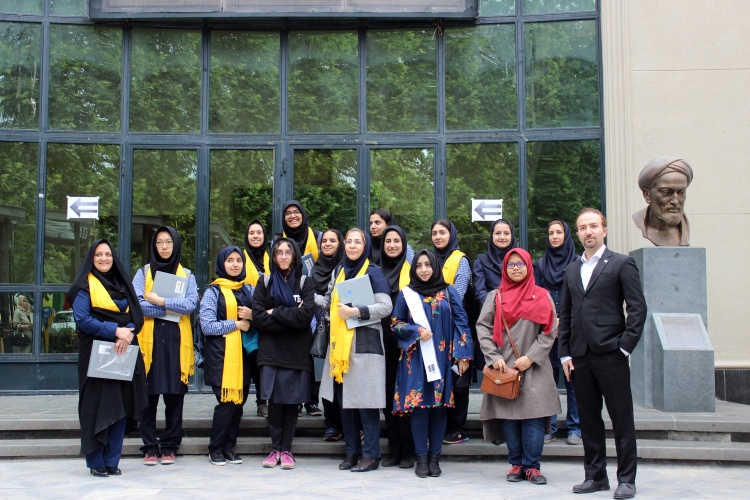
[601,0,750,367]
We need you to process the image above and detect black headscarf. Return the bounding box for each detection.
[380,225,408,295]
[268,238,303,308]
[67,239,144,332]
[477,219,516,282]
[432,219,461,269]
[342,228,390,295]
[409,249,448,297]
[214,246,253,312]
[243,219,269,274]
[369,209,397,266]
[281,200,312,252]
[311,229,344,295]
[539,219,578,288]
[149,226,182,278]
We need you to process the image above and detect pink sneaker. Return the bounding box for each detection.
[279,451,295,470]
[262,450,280,468]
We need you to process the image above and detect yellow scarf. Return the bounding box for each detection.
[329,260,370,383]
[398,262,411,291]
[442,250,466,285]
[283,227,319,261]
[88,273,124,312]
[212,278,244,404]
[243,250,270,287]
[139,265,194,384]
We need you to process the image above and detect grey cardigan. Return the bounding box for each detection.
[319,270,393,409]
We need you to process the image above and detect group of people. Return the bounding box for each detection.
[71,201,645,499]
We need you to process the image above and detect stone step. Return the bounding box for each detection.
[2,436,750,462]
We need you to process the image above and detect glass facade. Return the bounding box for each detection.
[0,1,602,390]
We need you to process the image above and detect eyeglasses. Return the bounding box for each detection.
[274,250,293,257]
[284,210,302,216]
[155,240,174,247]
[506,261,526,269]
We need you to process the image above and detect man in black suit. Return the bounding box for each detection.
[558,208,647,500]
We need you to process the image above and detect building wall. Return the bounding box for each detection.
[602,0,750,369]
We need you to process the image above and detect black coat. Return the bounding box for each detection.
[558,248,647,358]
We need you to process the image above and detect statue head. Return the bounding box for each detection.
[633,156,693,246]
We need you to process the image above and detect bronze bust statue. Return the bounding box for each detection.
[632,156,693,246]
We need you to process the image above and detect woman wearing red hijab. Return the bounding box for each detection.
[476,248,560,486]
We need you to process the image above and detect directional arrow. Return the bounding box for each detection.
[472,199,503,221]
[67,196,99,220]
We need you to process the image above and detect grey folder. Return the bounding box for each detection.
[152,270,188,323]
[301,252,315,277]
[87,340,139,381]
[335,275,379,329]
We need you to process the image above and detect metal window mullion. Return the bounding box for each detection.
[276,26,290,235]
[358,26,368,228]
[435,21,446,220]
[195,146,210,294]
[201,28,210,136]
[515,9,529,249]
[119,28,133,271]
[595,0,606,217]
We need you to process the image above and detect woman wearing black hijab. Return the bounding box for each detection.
[311,229,345,432]
[430,219,471,301]
[391,249,473,477]
[132,226,198,466]
[378,226,416,468]
[200,246,255,466]
[252,238,316,469]
[69,240,147,477]
[473,219,516,306]
[242,219,271,418]
[533,219,581,445]
[368,208,415,266]
[273,200,322,262]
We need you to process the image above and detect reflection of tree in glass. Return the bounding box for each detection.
[526,140,601,259]
[0,22,40,128]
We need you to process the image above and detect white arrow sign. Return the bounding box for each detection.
[67,196,99,220]
[471,199,503,222]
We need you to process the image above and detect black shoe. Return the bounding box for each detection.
[89,468,109,477]
[573,478,610,493]
[381,455,401,467]
[339,454,361,470]
[105,467,121,476]
[506,465,525,482]
[399,454,416,469]
[614,483,636,499]
[223,451,243,464]
[209,451,227,466]
[427,454,441,477]
[415,456,429,478]
[305,403,323,416]
[351,456,380,472]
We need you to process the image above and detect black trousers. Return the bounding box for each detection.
[139,393,185,454]
[445,380,470,436]
[322,393,343,432]
[208,385,249,454]
[268,402,299,452]
[572,350,637,484]
[248,351,265,406]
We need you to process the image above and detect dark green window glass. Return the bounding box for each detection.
[447,143,518,261]
[445,25,517,131]
[131,149,197,272]
[209,149,274,279]
[288,31,358,133]
[130,30,201,133]
[293,149,357,232]
[0,1,41,14]
[366,29,436,132]
[525,20,599,128]
[49,25,122,132]
[45,292,78,354]
[527,140,601,258]
[479,0,515,16]
[44,144,120,284]
[210,32,280,133]
[51,0,87,16]
[523,0,596,14]
[370,148,435,251]
[0,141,37,284]
[0,22,41,129]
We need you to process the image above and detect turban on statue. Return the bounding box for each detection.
[638,157,693,191]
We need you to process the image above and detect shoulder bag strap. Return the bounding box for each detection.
[498,293,521,360]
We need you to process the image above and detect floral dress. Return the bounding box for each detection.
[390,285,473,414]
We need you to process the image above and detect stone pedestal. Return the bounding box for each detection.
[630,247,713,411]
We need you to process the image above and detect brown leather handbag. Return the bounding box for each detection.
[480,307,522,400]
